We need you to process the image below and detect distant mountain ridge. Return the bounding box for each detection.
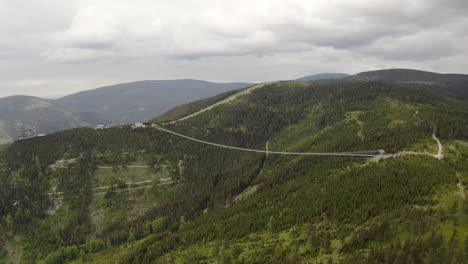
[0,95,105,144]
[0,69,466,144]
[0,80,254,143]
[56,79,253,124]
[347,68,468,100]
[152,69,468,124]
[294,73,349,82]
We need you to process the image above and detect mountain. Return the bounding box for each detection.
[0,80,252,143]
[152,74,352,123]
[56,79,253,124]
[1,77,467,263]
[4,69,462,145]
[294,73,349,82]
[150,88,244,123]
[0,96,106,144]
[348,68,468,100]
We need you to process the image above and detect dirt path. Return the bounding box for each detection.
[92,179,154,191]
[97,165,150,169]
[233,184,261,202]
[233,141,269,203]
[456,173,466,200]
[48,178,173,196]
[49,158,78,168]
[372,129,443,162]
[432,131,443,159]
[257,141,269,175]
[51,164,152,169]
[49,151,147,169]
[169,82,272,123]
[346,111,365,141]
[93,181,173,196]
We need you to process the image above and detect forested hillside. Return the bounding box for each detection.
[1,80,467,263]
[150,89,244,123]
[2,69,465,145]
[348,69,468,100]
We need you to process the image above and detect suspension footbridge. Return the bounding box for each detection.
[152,125,385,157]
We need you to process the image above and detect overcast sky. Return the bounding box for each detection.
[0,0,467,98]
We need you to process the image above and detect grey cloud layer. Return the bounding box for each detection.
[39,0,467,62]
[0,0,467,97]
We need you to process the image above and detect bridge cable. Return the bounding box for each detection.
[153,125,384,157]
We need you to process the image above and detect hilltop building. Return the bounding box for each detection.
[132,123,146,129]
[16,123,37,141]
[94,124,110,130]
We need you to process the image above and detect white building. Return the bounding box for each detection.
[132,123,146,129]
[94,124,111,130]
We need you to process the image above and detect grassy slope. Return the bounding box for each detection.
[168,82,277,123]
[150,89,242,123]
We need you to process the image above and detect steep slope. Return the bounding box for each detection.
[1,81,467,263]
[348,69,468,100]
[0,96,106,143]
[159,82,274,123]
[150,89,243,123]
[57,79,253,124]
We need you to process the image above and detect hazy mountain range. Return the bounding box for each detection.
[0,96,97,144]
[55,80,253,124]
[0,80,253,143]
[0,69,466,144]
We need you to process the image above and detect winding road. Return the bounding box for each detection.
[432,132,443,159]
[48,178,173,197]
[372,130,443,161]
